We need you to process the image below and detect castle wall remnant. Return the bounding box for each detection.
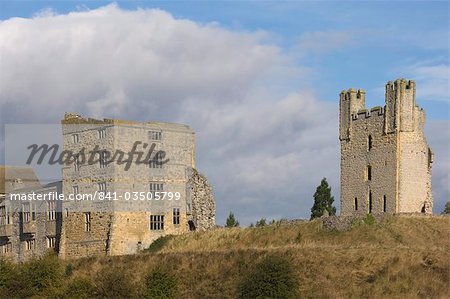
[339,79,433,216]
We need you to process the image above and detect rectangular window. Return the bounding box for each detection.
[98,182,106,195]
[31,203,36,221]
[1,242,12,254]
[99,150,108,168]
[22,203,30,223]
[368,135,373,151]
[25,239,35,251]
[47,236,56,249]
[149,182,164,197]
[173,208,180,225]
[354,197,358,211]
[148,130,162,141]
[72,185,79,196]
[98,128,106,139]
[383,195,387,213]
[150,215,164,230]
[74,155,80,172]
[85,212,91,232]
[72,134,79,143]
[367,165,372,181]
[149,152,164,169]
[48,201,57,221]
[0,206,8,225]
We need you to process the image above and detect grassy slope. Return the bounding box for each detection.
[71,215,450,298]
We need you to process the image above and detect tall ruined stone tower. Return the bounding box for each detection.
[339,79,433,216]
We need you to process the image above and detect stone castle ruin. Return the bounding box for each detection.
[339,79,433,216]
[0,113,215,262]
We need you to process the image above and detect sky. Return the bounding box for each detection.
[0,1,449,225]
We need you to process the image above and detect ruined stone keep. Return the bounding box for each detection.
[0,113,215,262]
[339,79,433,216]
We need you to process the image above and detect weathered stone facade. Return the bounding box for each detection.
[339,79,433,216]
[0,113,216,262]
[187,168,216,231]
[0,167,59,262]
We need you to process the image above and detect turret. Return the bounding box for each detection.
[384,79,416,133]
[339,88,366,140]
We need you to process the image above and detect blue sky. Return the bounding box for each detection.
[0,2,448,223]
[1,1,448,118]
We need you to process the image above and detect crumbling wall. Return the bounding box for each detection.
[187,168,215,231]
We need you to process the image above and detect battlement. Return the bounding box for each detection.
[351,106,384,121]
[62,112,193,132]
[340,88,366,112]
[340,79,420,140]
[385,78,416,93]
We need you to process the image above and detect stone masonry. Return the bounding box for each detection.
[339,79,433,216]
[0,113,216,262]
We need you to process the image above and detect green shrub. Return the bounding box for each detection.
[144,267,178,299]
[364,214,376,226]
[95,266,137,298]
[256,218,267,227]
[239,254,298,299]
[0,258,17,296]
[17,253,64,297]
[147,235,172,253]
[65,276,96,298]
[65,263,74,277]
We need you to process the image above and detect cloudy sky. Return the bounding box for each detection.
[0,1,448,224]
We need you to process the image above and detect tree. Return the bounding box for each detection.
[442,202,450,214]
[310,178,336,219]
[255,218,266,227]
[225,212,239,228]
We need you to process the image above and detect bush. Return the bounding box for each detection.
[95,265,137,298]
[0,258,17,296]
[351,214,377,228]
[65,263,74,277]
[17,253,64,297]
[65,276,96,298]
[364,214,376,226]
[255,218,266,227]
[239,254,298,299]
[147,235,172,253]
[144,267,178,299]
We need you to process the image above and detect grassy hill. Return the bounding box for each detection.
[1,215,449,298]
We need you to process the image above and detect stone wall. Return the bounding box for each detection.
[59,113,215,259]
[1,182,62,263]
[339,79,433,216]
[187,168,215,231]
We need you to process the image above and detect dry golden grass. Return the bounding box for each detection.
[66,215,449,298]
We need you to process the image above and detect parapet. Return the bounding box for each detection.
[385,78,416,93]
[62,112,193,132]
[351,106,384,121]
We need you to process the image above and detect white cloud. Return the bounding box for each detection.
[0,4,447,223]
[392,60,449,102]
